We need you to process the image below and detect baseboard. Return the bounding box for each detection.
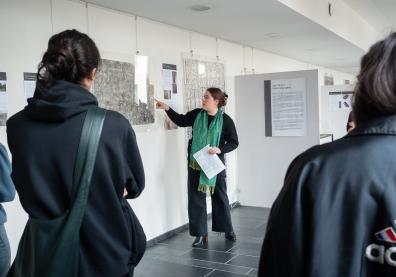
[146,201,241,247]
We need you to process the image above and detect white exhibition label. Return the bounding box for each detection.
[23,72,36,101]
[270,78,307,136]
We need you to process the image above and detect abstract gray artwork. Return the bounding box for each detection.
[183,58,225,138]
[93,59,155,125]
[183,58,225,111]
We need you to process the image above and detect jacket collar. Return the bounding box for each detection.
[348,115,396,137]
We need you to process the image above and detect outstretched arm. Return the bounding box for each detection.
[155,97,199,127]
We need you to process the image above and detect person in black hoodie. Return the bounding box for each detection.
[6,29,145,276]
[258,33,396,277]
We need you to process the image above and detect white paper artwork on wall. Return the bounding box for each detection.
[329,90,353,110]
[183,57,225,138]
[23,72,36,102]
[162,64,178,105]
[162,63,178,130]
[264,78,307,137]
[93,58,155,125]
[0,72,7,126]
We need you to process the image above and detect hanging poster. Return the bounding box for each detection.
[183,56,225,138]
[24,72,36,101]
[162,64,177,104]
[329,90,353,110]
[162,63,178,130]
[265,78,307,137]
[0,72,7,126]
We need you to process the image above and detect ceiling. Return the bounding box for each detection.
[86,0,368,74]
[344,0,396,34]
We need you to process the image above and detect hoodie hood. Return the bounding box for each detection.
[24,80,98,122]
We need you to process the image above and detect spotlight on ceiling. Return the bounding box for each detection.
[189,5,211,12]
[265,33,282,38]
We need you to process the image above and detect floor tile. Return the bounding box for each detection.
[135,206,269,277]
[206,269,249,277]
[227,241,262,257]
[135,258,211,277]
[183,248,237,263]
[226,255,260,268]
[156,255,251,275]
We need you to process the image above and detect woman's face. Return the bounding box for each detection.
[202,91,219,112]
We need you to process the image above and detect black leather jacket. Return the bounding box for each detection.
[259,115,396,277]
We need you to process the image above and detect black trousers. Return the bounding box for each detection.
[188,167,234,236]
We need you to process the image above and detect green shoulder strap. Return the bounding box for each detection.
[9,106,107,277]
[71,106,107,205]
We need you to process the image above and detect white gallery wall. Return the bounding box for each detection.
[0,0,355,257]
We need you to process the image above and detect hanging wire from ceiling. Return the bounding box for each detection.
[49,0,54,34]
[85,2,90,34]
[189,31,193,57]
[243,46,247,74]
[251,47,255,74]
[216,38,219,61]
[135,15,139,55]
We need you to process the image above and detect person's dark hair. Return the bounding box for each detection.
[207,87,228,107]
[352,32,396,124]
[36,29,100,92]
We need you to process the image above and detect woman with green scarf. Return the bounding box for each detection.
[155,87,239,247]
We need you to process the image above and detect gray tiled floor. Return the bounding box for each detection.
[135,206,270,277]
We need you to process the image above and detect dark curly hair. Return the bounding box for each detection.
[36,29,100,92]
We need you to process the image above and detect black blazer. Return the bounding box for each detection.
[259,115,396,277]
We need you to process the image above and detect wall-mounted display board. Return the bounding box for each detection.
[264,78,307,137]
[0,72,7,126]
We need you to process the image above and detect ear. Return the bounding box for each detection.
[89,68,97,80]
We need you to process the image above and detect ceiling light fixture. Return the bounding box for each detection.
[189,5,211,12]
[305,48,320,52]
[265,33,282,38]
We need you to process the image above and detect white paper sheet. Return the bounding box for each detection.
[23,72,36,102]
[193,145,225,179]
[270,78,307,136]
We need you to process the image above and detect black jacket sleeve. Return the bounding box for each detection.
[166,108,200,127]
[220,115,239,154]
[258,155,310,277]
[124,123,145,199]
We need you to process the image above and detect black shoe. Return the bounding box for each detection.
[192,235,208,247]
[225,231,237,242]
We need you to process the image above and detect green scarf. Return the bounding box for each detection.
[189,110,223,194]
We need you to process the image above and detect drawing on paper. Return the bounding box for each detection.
[93,59,155,125]
[183,57,225,137]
